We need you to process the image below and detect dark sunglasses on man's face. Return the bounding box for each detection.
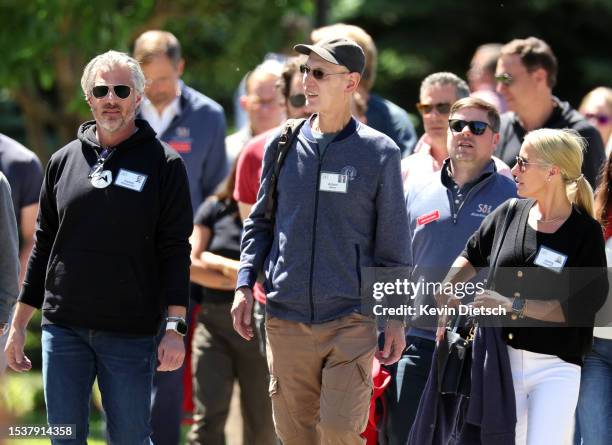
[91,84,132,99]
[448,119,491,135]
[584,113,611,125]
[416,102,451,115]
[494,73,513,86]
[288,93,306,108]
[299,64,348,80]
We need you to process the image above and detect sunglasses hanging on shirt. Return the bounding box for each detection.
[89,148,115,189]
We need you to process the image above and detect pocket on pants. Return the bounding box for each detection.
[269,375,299,442]
[321,356,374,433]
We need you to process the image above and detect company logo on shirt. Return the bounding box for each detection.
[176,127,190,138]
[471,203,493,218]
[340,166,357,181]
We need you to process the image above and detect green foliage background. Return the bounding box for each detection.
[0,0,610,160]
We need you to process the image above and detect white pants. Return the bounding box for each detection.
[507,346,580,445]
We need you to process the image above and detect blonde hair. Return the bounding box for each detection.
[523,128,594,217]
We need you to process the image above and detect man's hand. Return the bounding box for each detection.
[157,331,185,372]
[231,286,254,340]
[5,324,32,372]
[375,319,406,365]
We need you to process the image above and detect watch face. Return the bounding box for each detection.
[176,320,188,336]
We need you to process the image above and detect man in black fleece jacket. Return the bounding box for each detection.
[4,50,192,444]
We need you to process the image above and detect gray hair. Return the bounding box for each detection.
[81,50,145,98]
[420,72,470,101]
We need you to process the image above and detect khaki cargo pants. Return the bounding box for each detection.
[265,312,377,445]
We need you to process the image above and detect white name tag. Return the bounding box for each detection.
[319,172,348,193]
[114,169,148,192]
[534,245,567,273]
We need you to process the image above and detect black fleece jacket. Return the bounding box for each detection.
[19,119,193,335]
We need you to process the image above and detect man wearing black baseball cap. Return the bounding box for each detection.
[232,37,410,444]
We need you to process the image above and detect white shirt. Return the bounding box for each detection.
[140,96,181,137]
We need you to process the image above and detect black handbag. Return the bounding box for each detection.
[437,198,517,397]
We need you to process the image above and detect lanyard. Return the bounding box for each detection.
[88,147,115,179]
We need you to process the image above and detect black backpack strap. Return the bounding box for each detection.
[264,118,307,221]
[486,198,518,289]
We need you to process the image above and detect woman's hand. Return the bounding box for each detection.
[473,289,513,312]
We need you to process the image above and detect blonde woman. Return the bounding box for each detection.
[438,128,608,444]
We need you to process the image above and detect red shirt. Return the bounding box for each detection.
[234,130,273,303]
[605,206,612,241]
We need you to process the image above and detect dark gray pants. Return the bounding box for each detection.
[187,301,275,445]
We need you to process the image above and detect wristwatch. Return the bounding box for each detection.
[511,298,526,320]
[165,316,188,336]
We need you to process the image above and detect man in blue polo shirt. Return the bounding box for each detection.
[385,96,517,445]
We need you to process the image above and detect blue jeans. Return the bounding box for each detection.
[575,337,612,445]
[42,324,156,445]
[385,335,436,445]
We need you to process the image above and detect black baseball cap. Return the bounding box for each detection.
[294,37,365,75]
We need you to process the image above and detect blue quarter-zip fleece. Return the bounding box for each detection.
[238,116,411,323]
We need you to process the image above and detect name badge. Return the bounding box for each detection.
[91,170,113,189]
[417,210,440,226]
[534,245,567,273]
[114,169,148,192]
[319,172,348,193]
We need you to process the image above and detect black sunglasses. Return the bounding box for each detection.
[91,84,132,99]
[494,73,513,86]
[299,64,348,80]
[416,102,451,115]
[448,119,491,135]
[288,93,306,108]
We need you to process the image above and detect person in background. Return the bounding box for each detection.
[0,172,19,373]
[467,43,507,112]
[234,56,313,360]
[579,86,612,156]
[225,60,285,165]
[187,162,275,445]
[0,134,43,375]
[311,23,418,156]
[133,30,228,445]
[494,37,605,188]
[401,72,511,189]
[574,147,612,445]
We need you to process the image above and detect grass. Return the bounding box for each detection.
[2,371,194,445]
[3,371,106,444]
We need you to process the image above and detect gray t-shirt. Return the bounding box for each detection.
[0,133,43,226]
[311,127,339,157]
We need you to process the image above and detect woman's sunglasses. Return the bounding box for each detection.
[448,119,491,135]
[91,84,132,99]
[584,113,611,125]
[515,156,551,172]
[299,64,348,80]
[288,93,306,108]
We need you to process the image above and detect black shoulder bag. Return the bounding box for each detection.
[256,118,306,284]
[264,118,307,222]
[437,198,518,396]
